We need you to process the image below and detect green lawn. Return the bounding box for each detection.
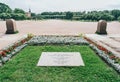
[0,45,120,82]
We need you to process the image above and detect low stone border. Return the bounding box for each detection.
[1,44,27,65]
[89,44,120,73]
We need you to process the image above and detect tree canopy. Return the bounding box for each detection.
[0,2,120,21]
[0,3,12,13]
[40,10,120,21]
[65,12,73,20]
[0,3,28,20]
[14,8,25,14]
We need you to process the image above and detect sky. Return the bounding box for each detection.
[0,0,120,13]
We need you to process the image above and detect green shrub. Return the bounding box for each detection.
[118,16,120,21]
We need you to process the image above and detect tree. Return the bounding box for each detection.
[111,10,120,20]
[11,13,26,20]
[36,14,43,20]
[65,12,73,20]
[118,16,120,21]
[30,13,36,19]
[14,8,25,14]
[31,13,36,17]
[0,13,11,20]
[0,3,12,13]
[12,8,27,20]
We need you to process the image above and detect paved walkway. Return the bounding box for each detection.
[0,34,27,50]
[0,20,120,35]
[85,34,120,57]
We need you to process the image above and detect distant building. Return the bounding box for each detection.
[26,9,31,18]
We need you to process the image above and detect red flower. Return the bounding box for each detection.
[97,45,109,53]
[3,50,10,54]
[109,55,116,60]
[0,51,7,57]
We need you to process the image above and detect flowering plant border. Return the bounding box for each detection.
[0,34,34,66]
[84,36,120,73]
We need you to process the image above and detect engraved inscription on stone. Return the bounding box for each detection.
[37,52,85,66]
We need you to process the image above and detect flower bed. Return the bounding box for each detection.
[89,44,120,73]
[84,36,120,73]
[28,35,89,45]
[0,34,33,66]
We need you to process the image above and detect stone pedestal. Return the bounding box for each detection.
[96,20,107,35]
[6,19,18,34]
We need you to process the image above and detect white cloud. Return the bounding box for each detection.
[0,0,120,13]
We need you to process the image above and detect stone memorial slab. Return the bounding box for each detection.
[96,20,107,34]
[37,52,85,66]
[6,19,18,34]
